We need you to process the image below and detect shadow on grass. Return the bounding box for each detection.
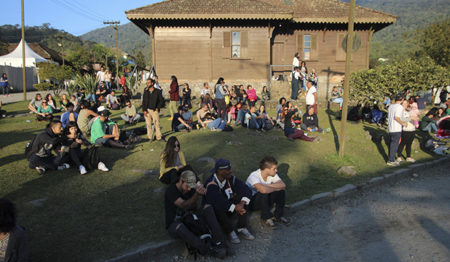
[364,125,389,162]
[326,109,340,153]
[0,129,39,149]
[0,153,25,168]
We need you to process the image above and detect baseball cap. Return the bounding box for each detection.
[99,110,111,117]
[180,170,197,189]
[212,158,231,173]
[97,106,106,112]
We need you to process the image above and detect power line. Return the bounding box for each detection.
[61,0,107,22]
[49,0,102,23]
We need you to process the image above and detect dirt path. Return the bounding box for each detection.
[149,161,450,262]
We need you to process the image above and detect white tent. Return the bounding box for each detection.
[0,39,48,67]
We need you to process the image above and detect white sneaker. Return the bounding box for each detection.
[35,166,46,174]
[229,231,240,244]
[98,162,109,172]
[79,165,87,175]
[237,228,255,240]
[396,157,403,163]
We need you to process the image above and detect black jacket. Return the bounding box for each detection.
[28,127,61,159]
[142,87,164,111]
[5,225,29,262]
[302,112,318,128]
[203,175,252,213]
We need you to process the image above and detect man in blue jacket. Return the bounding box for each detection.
[204,159,255,244]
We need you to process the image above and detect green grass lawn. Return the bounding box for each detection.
[0,99,438,261]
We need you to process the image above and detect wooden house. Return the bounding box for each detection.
[126,0,396,97]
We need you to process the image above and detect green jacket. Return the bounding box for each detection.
[419,116,435,130]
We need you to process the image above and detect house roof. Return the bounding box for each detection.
[126,0,396,24]
[262,0,396,24]
[126,0,292,20]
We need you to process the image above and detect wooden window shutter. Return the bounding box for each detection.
[336,33,346,61]
[223,32,231,48]
[297,34,303,54]
[241,31,248,48]
[310,34,318,60]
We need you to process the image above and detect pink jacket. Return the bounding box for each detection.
[247,89,257,101]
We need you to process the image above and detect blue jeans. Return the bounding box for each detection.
[208,118,226,130]
[422,122,438,133]
[85,94,96,102]
[332,98,343,108]
[235,109,247,126]
[388,132,402,162]
[248,116,265,130]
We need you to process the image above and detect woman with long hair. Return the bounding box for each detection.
[45,94,58,111]
[36,99,54,121]
[60,94,69,111]
[168,75,179,120]
[159,136,193,184]
[214,77,227,120]
[0,199,29,262]
[181,83,192,108]
[63,122,109,175]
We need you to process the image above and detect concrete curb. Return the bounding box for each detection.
[103,155,449,261]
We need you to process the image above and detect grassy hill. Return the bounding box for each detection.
[80,22,152,65]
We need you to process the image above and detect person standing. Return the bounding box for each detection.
[96,67,106,85]
[397,100,417,163]
[387,95,407,166]
[214,77,228,120]
[168,76,179,120]
[292,53,300,70]
[142,78,164,142]
[0,73,10,96]
[246,156,290,228]
[306,80,317,114]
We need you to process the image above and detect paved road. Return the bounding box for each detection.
[0,91,41,104]
[150,161,450,262]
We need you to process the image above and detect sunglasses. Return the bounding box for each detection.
[174,143,180,148]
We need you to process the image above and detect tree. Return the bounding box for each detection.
[417,18,450,68]
[136,51,146,70]
[350,56,450,104]
[34,62,74,96]
[66,44,92,72]
[91,43,113,65]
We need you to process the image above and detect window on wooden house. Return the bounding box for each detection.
[224,31,248,58]
[303,35,311,60]
[232,32,241,58]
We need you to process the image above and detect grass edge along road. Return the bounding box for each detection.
[0,100,439,262]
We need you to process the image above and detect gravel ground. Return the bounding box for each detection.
[140,161,450,262]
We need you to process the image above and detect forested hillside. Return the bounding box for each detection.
[80,22,152,65]
[349,0,450,60]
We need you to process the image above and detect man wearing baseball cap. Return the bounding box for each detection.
[204,159,254,244]
[90,109,130,149]
[165,170,228,258]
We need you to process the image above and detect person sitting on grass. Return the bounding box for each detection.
[164,171,228,258]
[420,109,439,133]
[261,86,270,102]
[63,121,109,175]
[26,120,70,174]
[106,90,120,110]
[246,85,258,108]
[258,104,274,130]
[301,105,324,133]
[0,198,29,262]
[371,104,384,126]
[28,93,42,113]
[36,99,54,121]
[197,103,214,129]
[89,110,131,149]
[172,105,193,132]
[204,158,255,245]
[45,94,58,112]
[119,85,133,108]
[60,103,78,128]
[246,156,290,228]
[69,94,79,112]
[330,86,343,110]
[77,101,98,138]
[283,106,317,142]
[245,106,265,131]
[59,94,69,111]
[235,103,249,127]
[120,99,141,125]
[200,82,211,103]
[159,136,194,184]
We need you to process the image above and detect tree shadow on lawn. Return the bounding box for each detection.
[0,153,25,168]
[364,125,389,162]
[0,129,40,149]
[326,108,340,153]
[3,126,433,262]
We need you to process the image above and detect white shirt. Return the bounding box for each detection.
[306,85,317,105]
[201,88,211,96]
[388,103,403,133]
[293,71,300,80]
[96,71,105,81]
[293,57,300,67]
[246,169,281,196]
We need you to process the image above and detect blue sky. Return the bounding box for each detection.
[2,0,160,36]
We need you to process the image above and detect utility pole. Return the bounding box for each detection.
[103,21,120,83]
[338,0,356,158]
[57,36,65,66]
[21,0,27,101]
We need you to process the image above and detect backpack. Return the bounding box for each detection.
[223,125,233,132]
[181,211,213,257]
[25,135,38,159]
